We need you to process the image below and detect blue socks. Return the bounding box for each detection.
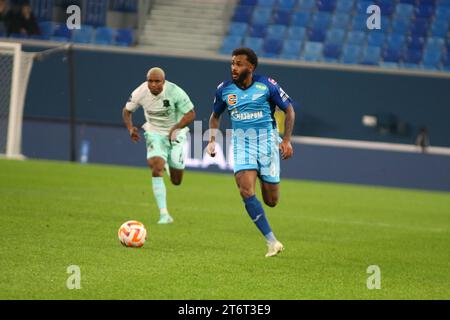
[243,195,277,243]
[152,177,168,214]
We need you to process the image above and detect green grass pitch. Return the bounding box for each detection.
[0,159,449,299]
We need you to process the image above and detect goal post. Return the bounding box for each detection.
[0,42,35,160]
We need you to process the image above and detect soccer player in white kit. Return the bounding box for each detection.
[122,67,196,224]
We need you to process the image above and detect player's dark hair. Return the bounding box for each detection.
[232,47,258,69]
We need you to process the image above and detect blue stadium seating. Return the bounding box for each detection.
[341,44,362,64]
[72,25,94,43]
[221,35,243,54]
[302,41,323,61]
[38,21,54,39]
[244,37,264,53]
[347,31,366,45]
[115,28,134,46]
[263,38,284,54]
[291,11,311,27]
[222,0,450,71]
[360,46,381,65]
[94,27,114,45]
[273,9,292,25]
[281,39,303,56]
[266,24,287,39]
[228,22,248,36]
[323,43,342,59]
[278,0,298,10]
[286,26,306,40]
[298,0,316,11]
[326,29,346,44]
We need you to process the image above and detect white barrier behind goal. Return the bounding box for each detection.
[0,42,34,159]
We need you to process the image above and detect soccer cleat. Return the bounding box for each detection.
[157,214,174,224]
[265,241,284,257]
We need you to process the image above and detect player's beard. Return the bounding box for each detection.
[232,69,251,87]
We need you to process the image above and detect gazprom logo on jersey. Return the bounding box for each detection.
[231,109,264,121]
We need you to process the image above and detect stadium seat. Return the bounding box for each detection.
[395,4,415,19]
[378,1,394,17]
[72,26,94,44]
[391,18,411,35]
[347,31,366,45]
[291,11,311,27]
[301,41,323,61]
[386,34,406,50]
[403,48,422,64]
[326,29,346,45]
[435,6,450,22]
[273,9,292,25]
[410,19,429,37]
[335,0,354,13]
[266,25,287,40]
[244,37,264,53]
[286,26,306,40]
[422,49,442,69]
[94,27,115,45]
[360,46,381,65]
[356,1,372,15]
[311,12,331,30]
[298,0,316,11]
[367,32,385,46]
[263,38,284,54]
[442,52,450,68]
[383,47,402,63]
[278,0,298,10]
[323,43,342,59]
[38,21,54,39]
[252,7,273,25]
[53,23,71,39]
[341,44,362,64]
[331,13,350,29]
[407,36,425,50]
[239,0,258,6]
[281,39,303,56]
[228,22,249,36]
[414,4,435,19]
[115,28,134,46]
[232,6,254,22]
[351,14,368,31]
[317,0,336,12]
[257,0,277,7]
[308,28,326,42]
[426,37,445,51]
[249,24,267,37]
[221,35,243,54]
[430,20,449,38]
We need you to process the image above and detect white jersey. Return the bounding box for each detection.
[125,81,194,135]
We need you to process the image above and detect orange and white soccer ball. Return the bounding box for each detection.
[118,220,147,248]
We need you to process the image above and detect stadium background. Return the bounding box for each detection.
[0,0,449,191]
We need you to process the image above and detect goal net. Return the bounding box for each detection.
[0,42,35,159]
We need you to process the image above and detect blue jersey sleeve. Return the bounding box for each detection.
[212,82,227,115]
[266,78,293,111]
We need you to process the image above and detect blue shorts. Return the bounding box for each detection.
[232,127,281,184]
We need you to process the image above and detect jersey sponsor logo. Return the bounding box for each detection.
[268,78,278,85]
[255,84,267,90]
[279,87,290,102]
[227,94,238,106]
[230,109,264,121]
[252,93,264,101]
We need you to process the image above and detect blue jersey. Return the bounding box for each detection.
[212,75,293,130]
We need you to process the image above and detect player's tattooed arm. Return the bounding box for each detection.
[207,112,221,157]
[122,107,140,143]
[169,110,196,143]
[280,104,295,160]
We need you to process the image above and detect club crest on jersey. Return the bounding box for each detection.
[163,99,171,107]
[227,94,238,106]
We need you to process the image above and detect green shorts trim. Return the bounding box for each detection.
[144,131,187,170]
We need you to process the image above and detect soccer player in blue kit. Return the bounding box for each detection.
[206,48,296,257]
